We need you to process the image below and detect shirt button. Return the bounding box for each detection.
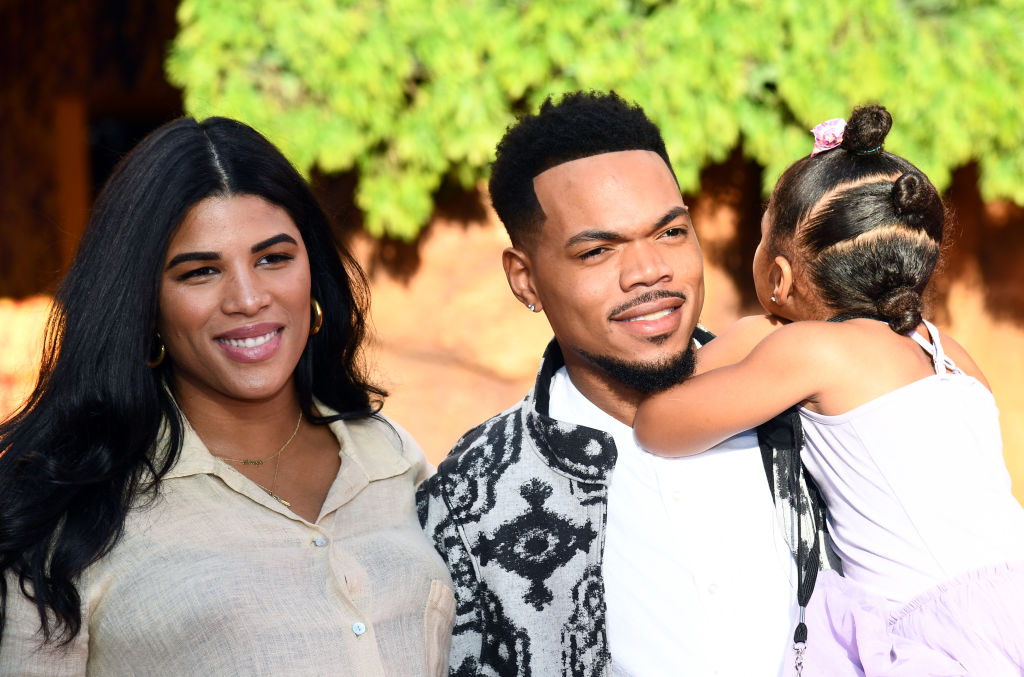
[352,622,366,636]
[313,537,328,547]
[708,583,720,595]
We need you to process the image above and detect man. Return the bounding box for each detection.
[417,91,838,677]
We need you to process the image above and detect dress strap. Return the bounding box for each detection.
[909,319,962,375]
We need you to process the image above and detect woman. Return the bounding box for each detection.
[0,117,454,675]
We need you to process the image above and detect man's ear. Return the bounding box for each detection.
[502,246,541,312]
[772,255,795,306]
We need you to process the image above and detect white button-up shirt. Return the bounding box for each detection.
[549,367,798,677]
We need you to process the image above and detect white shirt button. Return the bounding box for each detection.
[708,583,720,595]
[352,622,366,636]
[313,537,328,547]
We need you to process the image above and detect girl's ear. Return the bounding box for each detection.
[772,255,795,306]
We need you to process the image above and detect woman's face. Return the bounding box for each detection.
[157,194,312,408]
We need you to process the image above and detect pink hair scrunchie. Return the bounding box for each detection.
[811,118,846,156]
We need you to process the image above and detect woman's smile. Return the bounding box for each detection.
[215,323,284,362]
[157,194,312,404]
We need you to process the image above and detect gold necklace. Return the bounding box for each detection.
[214,412,302,507]
[253,458,293,507]
[215,411,303,466]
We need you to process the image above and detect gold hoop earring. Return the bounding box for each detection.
[147,333,166,368]
[310,299,323,336]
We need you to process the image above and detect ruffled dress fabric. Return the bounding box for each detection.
[781,320,1024,676]
[786,564,1024,676]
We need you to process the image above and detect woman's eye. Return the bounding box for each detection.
[177,266,217,281]
[258,253,294,266]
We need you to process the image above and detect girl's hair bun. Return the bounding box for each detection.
[876,286,922,335]
[892,170,945,233]
[892,172,929,218]
[841,105,892,154]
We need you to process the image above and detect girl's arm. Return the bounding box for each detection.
[695,314,789,373]
[635,321,837,457]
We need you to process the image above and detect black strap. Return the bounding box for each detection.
[827,313,885,323]
[791,427,820,646]
[793,517,820,643]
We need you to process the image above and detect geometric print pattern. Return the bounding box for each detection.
[418,338,838,676]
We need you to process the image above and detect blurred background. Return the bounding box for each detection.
[2,0,1023,503]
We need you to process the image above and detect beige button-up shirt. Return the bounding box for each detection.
[1,409,454,676]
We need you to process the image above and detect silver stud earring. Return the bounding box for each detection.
[770,295,777,304]
[528,304,536,312]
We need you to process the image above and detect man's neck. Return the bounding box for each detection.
[561,363,643,427]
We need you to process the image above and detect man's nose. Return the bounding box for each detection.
[620,241,672,290]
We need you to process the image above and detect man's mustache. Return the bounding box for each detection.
[607,290,686,319]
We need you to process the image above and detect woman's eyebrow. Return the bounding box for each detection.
[165,251,219,271]
[165,234,298,271]
[251,233,298,253]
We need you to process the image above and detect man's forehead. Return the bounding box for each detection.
[532,150,684,228]
[532,149,668,189]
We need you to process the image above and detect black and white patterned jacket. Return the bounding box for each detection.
[417,336,839,677]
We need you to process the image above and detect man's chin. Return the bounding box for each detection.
[576,343,696,394]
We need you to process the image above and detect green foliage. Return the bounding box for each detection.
[167,0,1024,240]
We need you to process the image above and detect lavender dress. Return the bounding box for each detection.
[786,320,1024,676]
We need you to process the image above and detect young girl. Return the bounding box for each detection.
[634,105,1024,676]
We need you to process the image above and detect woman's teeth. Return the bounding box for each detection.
[218,330,277,348]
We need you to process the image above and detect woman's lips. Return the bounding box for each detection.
[215,325,284,362]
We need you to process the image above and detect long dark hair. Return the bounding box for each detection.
[0,117,383,647]
[767,105,946,333]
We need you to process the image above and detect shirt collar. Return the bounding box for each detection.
[161,400,406,482]
[522,340,618,483]
[522,326,715,483]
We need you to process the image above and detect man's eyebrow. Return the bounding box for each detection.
[654,205,691,230]
[252,233,298,253]
[563,206,691,249]
[564,229,622,249]
[165,251,219,271]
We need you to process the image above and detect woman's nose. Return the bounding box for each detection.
[221,271,271,315]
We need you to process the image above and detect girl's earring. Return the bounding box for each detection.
[310,299,324,336]
[770,295,777,304]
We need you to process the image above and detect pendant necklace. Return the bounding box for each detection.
[216,411,302,507]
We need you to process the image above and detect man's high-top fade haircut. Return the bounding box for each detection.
[488,90,677,250]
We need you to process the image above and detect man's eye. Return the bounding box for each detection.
[661,226,688,238]
[579,247,608,260]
